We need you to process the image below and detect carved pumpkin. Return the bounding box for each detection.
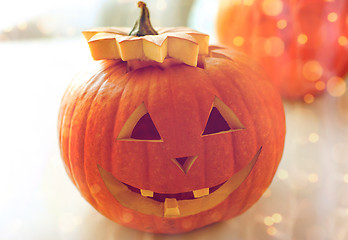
[58,2,285,233]
[217,0,348,100]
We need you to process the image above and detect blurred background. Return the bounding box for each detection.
[0,0,347,240]
[0,0,217,42]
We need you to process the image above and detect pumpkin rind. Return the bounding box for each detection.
[58,2,285,233]
[58,47,285,233]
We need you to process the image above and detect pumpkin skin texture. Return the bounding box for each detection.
[216,0,348,100]
[58,1,285,234]
[58,47,285,233]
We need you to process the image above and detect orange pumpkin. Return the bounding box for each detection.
[58,2,285,233]
[217,0,348,100]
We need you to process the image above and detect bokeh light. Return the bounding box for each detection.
[302,60,323,81]
[308,173,319,183]
[272,213,282,223]
[304,93,315,104]
[263,188,272,198]
[277,169,289,180]
[338,36,348,46]
[233,36,245,46]
[315,81,326,91]
[267,226,277,236]
[276,19,287,29]
[327,76,346,97]
[264,216,274,226]
[156,0,167,11]
[308,133,319,143]
[2,1,348,239]
[233,0,243,5]
[261,0,283,16]
[252,37,267,56]
[121,212,134,224]
[264,36,284,57]
[327,12,338,22]
[297,33,308,44]
[17,22,28,31]
[243,0,254,6]
[343,174,348,184]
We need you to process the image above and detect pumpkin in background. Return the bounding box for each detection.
[217,0,348,100]
[58,1,285,234]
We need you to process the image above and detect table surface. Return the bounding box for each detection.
[0,38,348,240]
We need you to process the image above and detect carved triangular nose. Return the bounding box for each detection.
[176,157,189,167]
[170,155,198,174]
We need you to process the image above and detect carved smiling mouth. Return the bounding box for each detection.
[123,180,226,202]
[98,147,262,218]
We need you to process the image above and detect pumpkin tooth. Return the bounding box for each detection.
[193,188,210,198]
[140,189,154,197]
[164,198,180,217]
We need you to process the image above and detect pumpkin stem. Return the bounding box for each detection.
[129,1,158,36]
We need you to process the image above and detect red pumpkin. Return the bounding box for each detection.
[217,0,348,100]
[58,2,285,233]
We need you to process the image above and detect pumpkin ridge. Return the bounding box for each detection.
[213,60,283,216]
[155,68,177,191]
[163,67,181,190]
[84,80,110,209]
[181,67,208,186]
[199,62,239,183]
[192,73,208,188]
[69,69,115,206]
[206,58,257,171]
[192,68,219,187]
[85,62,126,174]
[108,72,129,177]
[203,58,274,218]
[64,70,102,186]
[83,63,130,220]
[214,61,262,195]
[60,69,102,183]
[60,96,78,185]
[85,65,126,208]
[240,59,285,187]
[143,69,156,188]
[58,78,78,181]
[58,77,77,137]
[115,67,167,188]
[110,70,137,180]
[166,66,179,154]
[260,91,285,178]
[152,69,170,185]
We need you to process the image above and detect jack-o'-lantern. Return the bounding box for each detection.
[58,2,286,234]
[217,0,348,100]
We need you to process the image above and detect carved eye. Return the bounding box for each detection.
[117,103,162,142]
[202,97,245,136]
